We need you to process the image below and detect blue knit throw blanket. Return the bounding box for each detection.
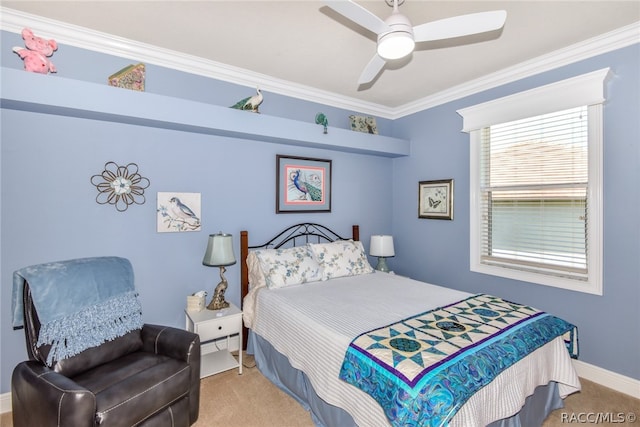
[12,256,143,366]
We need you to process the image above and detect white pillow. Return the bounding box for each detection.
[246,251,267,291]
[254,246,324,289]
[308,240,374,280]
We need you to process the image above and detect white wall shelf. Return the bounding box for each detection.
[1,67,410,158]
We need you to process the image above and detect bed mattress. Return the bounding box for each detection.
[248,271,581,427]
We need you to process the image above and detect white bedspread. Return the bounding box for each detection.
[247,271,581,427]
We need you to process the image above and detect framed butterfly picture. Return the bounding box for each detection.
[418,179,453,220]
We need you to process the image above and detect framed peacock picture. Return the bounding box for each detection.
[276,155,332,213]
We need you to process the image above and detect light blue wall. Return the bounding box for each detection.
[2,27,638,396]
[390,44,640,381]
[0,30,394,393]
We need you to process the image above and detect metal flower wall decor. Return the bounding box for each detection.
[91,161,150,212]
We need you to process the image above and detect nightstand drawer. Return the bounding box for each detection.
[195,314,242,342]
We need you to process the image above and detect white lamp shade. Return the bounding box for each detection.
[203,233,236,267]
[370,235,395,257]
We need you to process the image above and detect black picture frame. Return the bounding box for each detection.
[276,155,332,213]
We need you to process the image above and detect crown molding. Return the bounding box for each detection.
[392,21,640,119]
[0,7,392,118]
[1,7,638,120]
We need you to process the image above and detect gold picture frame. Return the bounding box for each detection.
[418,179,453,220]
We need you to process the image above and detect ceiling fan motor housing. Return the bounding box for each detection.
[377,12,415,60]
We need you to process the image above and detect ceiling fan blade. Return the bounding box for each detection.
[324,0,389,35]
[358,54,386,85]
[413,10,507,43]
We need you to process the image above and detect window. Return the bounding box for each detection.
[458,69,610,295]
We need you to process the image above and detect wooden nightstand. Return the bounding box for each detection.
[185,303,243,378]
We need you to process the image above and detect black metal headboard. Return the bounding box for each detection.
[248,223,355,250]
[239,223,359,349]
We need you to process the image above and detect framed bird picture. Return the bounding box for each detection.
[276,155,332,213]
[418,179,454,220]
[157,192,202,232]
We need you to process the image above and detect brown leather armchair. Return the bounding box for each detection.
[12,280,201,426]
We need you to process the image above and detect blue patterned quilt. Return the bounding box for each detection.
[339,294,578,427]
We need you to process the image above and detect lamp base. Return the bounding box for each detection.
[207,266,230,311]
[375,257,390,273]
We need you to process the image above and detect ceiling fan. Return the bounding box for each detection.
[324,0,507,85]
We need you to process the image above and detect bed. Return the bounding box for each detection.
[240,223,581,427]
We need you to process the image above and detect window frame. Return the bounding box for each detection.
[458,69,610,295]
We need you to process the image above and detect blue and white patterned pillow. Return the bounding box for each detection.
[308,240,374,280]
[254,246,324,289]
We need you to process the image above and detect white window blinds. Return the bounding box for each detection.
[479,106,589,278]
[458,69,608,294]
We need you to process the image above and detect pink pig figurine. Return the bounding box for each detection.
[13,28,58,74]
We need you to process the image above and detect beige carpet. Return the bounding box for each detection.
[194,354,313,427]
[2,353,638,427]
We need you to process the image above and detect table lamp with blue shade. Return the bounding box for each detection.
[202,232,236,310]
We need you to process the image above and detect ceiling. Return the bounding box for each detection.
[3,1,639,112]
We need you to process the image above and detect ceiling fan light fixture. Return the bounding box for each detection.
[377,31,415,60]
[324,0,507,86]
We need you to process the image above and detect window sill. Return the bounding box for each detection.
[471,262,602,295]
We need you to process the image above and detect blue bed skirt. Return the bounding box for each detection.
[248,330,564,427]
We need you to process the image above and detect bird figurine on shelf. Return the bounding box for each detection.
[315,113,328,134]
[230,87,263,113]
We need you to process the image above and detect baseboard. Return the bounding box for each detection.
[573,360,640,399]
[1,358,635,415]
[1,392,10,414]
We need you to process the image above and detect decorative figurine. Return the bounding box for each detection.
[230,87,263,113]
[108,63,146,91]
[349,115,379,134]
[208,268,230,311]
[13,28,58,74]
[315,113,328,134]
